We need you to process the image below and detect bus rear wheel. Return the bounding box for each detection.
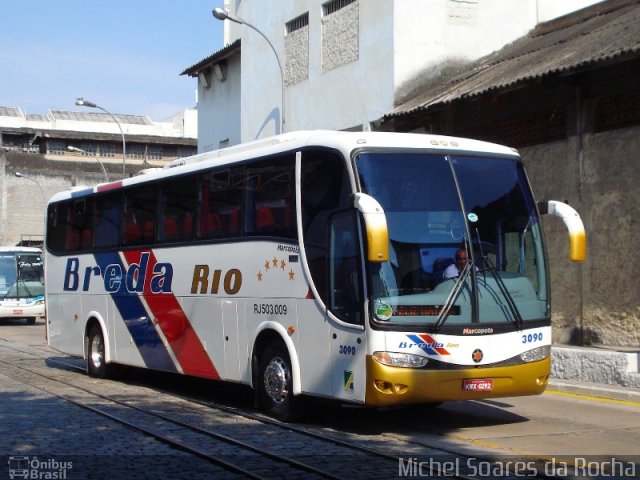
[87,325,110,378]
[257,342,298,421]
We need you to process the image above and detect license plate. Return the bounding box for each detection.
[13,309,23,315]
[463,378,493,391]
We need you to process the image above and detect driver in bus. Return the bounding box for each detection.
[443,248,471,279]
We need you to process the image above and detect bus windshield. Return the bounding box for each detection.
[0,252,45,300]
[356,152,548,328]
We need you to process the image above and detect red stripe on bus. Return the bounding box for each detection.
[96,181,123,192]
[123,250,220,380]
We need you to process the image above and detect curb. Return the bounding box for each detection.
[547,379,640,404]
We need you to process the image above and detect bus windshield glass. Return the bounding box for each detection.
[0,252,45,300]
[356,152,548,328]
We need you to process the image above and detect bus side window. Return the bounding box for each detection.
[159,175,196,242]
[244,155,296,238]
[47,203,70,253]
[197,168,243,239]
[94,192,122,248]
[64,200,92,251]
[123,185,156,245]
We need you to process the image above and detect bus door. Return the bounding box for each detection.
[298,149,366,401]
[327,209,367,402]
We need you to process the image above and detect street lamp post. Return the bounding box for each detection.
[212,7,285,134]
[67,146,109,183]
[15,172,46,205]
[75,98,127,178]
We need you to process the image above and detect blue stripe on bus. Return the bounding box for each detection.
[94,252,177,372]
[70,187,95,198]
[405,334,440,356]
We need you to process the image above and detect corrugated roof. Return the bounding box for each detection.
[50,110,153,126]
[0,126,195,146]
[181,39,241,76]
[0,106,23,118]
[26,113,48,122]
[387,0,640,119]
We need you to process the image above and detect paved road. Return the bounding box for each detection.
[1,318,639,479]
[0,319,242,479]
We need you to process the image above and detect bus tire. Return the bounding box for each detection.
[257,342,298,421]
[87,325,110,379]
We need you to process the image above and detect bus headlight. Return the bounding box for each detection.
[373,351,429,368]
[519,345,550,363]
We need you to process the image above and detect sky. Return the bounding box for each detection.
[0,1,226,121]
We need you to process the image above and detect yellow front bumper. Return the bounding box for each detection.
[365,355,550,406]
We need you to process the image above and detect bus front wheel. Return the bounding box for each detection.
[87,325,110,379]
[257,342,298,421]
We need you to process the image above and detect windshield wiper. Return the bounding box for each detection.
[434,261,472,330]
[482,256,524,330]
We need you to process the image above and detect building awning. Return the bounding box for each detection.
[386,0,640,120]
[31,129,196,146]
[181,39,241,77]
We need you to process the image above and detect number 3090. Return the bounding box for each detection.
[522,332,543,343]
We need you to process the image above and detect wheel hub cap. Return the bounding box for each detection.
[264,357,290,404]
[91,335,104,369]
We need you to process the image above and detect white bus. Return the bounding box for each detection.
[45,131,585,419]
[0,246,45,324]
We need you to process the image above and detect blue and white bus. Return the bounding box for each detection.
[0,246,45,325]
[44,131,585,419]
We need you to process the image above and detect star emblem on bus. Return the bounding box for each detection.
[257,257,295,282]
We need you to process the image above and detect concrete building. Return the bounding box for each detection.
[0,106,197,168]
[0,107,197,246]
[181,0,638,350]
[182,0,604,150]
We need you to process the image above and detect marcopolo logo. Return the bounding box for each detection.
[8,456,72,479]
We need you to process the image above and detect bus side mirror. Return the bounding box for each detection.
[538,200,586,262]
[354,193,389,262]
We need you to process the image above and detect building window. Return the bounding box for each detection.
[148,147,163,160]
[80,143,97,156]
[127,145,145,160]
[286,13,309,34]
[323,0,356,16]
[47,140,65,155]
[178,146,196,157]
[321,0,359,73]
[100,143,117,158]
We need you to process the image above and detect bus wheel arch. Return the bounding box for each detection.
[251,327,301,421]
[84,316,111,379]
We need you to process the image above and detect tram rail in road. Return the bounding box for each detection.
[0,320,638,479]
